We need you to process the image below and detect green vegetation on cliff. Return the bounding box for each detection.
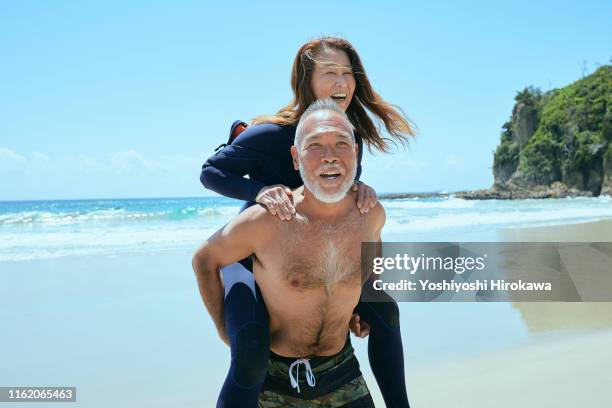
[493,65,612,196]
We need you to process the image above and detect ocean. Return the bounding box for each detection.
[1,194,611,262]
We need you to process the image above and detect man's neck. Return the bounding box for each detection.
[294,186,352,221]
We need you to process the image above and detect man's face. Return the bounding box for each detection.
[292,111,358,203]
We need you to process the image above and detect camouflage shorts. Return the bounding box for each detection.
[258,375,372,408]
[258,338,374,408]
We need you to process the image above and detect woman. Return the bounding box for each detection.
[199,36,415,408]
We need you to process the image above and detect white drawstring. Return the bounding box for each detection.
[288,358,316,394]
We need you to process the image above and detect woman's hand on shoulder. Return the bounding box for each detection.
[256,184,296,221]
[351,181,378,214]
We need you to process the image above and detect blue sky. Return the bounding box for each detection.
[1,1,610,200]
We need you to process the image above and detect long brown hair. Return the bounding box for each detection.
[252,36,416,152]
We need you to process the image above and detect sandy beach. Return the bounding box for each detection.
[407,328,612,408]
[402,218,612,407]
[1,218,611,407]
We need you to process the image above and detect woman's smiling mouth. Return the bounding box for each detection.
[331,92,347,103]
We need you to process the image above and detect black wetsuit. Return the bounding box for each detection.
[201,122,410,408]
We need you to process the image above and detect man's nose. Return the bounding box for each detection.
[321,146,339,162]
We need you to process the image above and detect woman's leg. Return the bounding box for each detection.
[216,261,270,408]
[354,295,410,408]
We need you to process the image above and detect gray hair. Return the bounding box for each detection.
[294,99,355,149]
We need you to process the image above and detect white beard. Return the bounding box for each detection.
[299,160,357,204]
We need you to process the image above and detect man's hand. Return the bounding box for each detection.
[351,181,378,214]
[256,184,296,221]
[349,313,371,338]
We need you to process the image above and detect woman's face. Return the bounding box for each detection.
[310,48,356,112]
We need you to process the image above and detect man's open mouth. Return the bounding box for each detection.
[320,171,341,181]
[331,92,347,103]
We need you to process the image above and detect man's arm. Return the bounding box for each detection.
[191,205,273,344]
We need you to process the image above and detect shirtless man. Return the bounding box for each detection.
[193,99,384,407]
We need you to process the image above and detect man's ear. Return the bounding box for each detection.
[290,146,299,170]
[354,141,359,156]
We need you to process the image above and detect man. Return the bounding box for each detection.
[193,99,384,407]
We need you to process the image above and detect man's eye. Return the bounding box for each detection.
[308,143,321,148]
[343,71,353,76]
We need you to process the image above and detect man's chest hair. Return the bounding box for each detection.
[277,212,365,290]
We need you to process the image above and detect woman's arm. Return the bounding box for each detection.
[200,124,279,202]
[200,147,266,202]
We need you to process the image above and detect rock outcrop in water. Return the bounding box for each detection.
[468,65,612,199]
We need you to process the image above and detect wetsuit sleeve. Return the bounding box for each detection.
[200,126,270,202]
[355,132,364,181]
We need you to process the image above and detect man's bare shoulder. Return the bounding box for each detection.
[232,204,283,238]
[366,202,386,231]
[238,203,269,221]
[341,191,385,230]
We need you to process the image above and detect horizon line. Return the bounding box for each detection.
[0,190,469,203]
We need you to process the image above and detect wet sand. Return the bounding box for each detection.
[407,328,612,408]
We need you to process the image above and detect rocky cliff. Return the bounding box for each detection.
[481,65,612,199]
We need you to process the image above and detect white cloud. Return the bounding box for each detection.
[76,155,106,173]
[1,147,201,176]
[0,148,26,163]
[0,148,27,177]
[109,150,158,175]
[1,148,208,199]
[105,151,204,176]
[32,152,49,161]
[157,154,202,172]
